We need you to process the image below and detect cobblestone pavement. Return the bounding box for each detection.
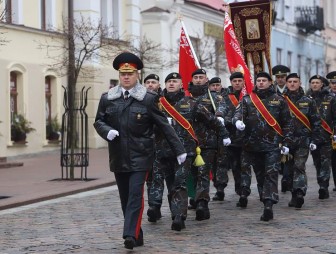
[1,156,336,254]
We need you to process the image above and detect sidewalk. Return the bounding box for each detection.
[0,148,115,210]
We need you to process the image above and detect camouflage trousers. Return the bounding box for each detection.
[150,156,192,219]
[190,149,217,203]
[285,145,309,195]
[331,149,336,187]
[241,150,280,204]
[148,157,165,208]
[311,143,332,189]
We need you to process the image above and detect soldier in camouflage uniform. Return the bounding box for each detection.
[188,69,230,220]
[143,74,165,223]
[220,72,245,203]
[153,72,230,230]
[208,77,229,201]
[272,65,291,193]
[233,72,294,221]
[282,73,322,208]
[306,74,336,199]
[326,71,336,191]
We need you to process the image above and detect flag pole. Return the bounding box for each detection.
[179,18,201,68]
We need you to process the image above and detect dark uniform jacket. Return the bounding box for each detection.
[94,83,186,172]
[222,86,243,147]
[188,82,228,149]
[283,87,322,148]
[306,88,336,143]
[155,90,229,159]
[233,85,294,152]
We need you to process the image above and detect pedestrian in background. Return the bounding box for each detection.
[93,52,186,250]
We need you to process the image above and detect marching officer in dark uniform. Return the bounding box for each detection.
[188,69,231,220]
[93,52,186,249]
[233,71,294,221]
[326,71,336,191]
[307,74,336,199]
[272,64,290,95]
[153,72,230,230]
[283,73,322,208]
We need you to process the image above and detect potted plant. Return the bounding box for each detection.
[46,115,61,141]
[11,114,35,143]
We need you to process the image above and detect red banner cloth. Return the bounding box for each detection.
[224,12,254,97]
[179,27,199,96]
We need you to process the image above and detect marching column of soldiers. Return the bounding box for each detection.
[95,52,336,249]
[145,66,336,228]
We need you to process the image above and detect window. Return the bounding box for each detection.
[45,76,51,124]
[297,55,302,76]
[41,0,46,30]
[4,0,12,23]
[315,60,320,75]
[40,0,55,30]
[287,51,292,70]
[10,72,18,121]
[306,58,312,78]
[101,0,120,36]
[276,48,282,65]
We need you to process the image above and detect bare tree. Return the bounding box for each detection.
[37,12,124,180]
[128,35,176,81]
[0,0,11,46]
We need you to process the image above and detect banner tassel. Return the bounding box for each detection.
[193,146,205,166]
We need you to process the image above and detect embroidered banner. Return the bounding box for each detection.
[229,0,272,75]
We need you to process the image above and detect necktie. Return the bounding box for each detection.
[124,91,129,100]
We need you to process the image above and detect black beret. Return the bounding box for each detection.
[309,74,323,83]
[326,71,336,80]
[209,77,221,84]
[165,72,182,82]
[144,74,159,83]
[113,52,143,72]
[321,77,329,87]
[256,71,272,81]
[230,72,244,80]
[272,65,290,76]
[192,68,206,77]
[286,73,300,81]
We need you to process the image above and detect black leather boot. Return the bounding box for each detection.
[195,200,210,221]
[260,200,273,221]
[147,206,161,222]
[295,190,304,208]
[288,191,297,207]
[171,214,186,231]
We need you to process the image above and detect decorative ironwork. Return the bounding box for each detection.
[295,6,324,34]
[60,86,91,180]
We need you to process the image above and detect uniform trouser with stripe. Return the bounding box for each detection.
[114,171,148,240]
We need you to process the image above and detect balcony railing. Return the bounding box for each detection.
[295,6,324,34]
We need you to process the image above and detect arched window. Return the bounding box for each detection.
[45,76,51,124]
[10,72,18,122]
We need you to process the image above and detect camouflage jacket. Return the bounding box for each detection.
[155,90,229,158]
[188,82,228,149]
[222,86,243,147]
[283,87,322,147]
[233,85,294,152]
[306,88,336,143]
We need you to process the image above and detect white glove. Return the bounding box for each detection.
[107,130,119,141]
[235,120,245,131]
[281,146,289,155]
[217,117,225,126]
[176,153,187,165]
[167,117,172,125]
[309,143,317,151]
[223,137,231,146]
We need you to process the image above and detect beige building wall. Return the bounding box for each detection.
[323,0,336,73]
[0,0,141,157]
